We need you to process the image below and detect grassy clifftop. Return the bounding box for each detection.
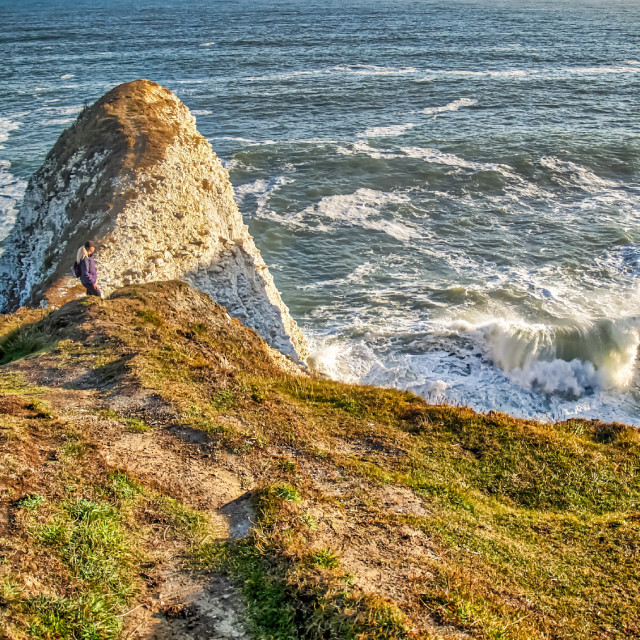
[0,281,638,639]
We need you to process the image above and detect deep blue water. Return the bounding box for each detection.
[1,0,640,423]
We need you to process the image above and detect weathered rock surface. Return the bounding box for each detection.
[0,79,308,362]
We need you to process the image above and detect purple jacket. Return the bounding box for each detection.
[80,255,97,285]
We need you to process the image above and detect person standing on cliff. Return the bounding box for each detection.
[77,241,102,298]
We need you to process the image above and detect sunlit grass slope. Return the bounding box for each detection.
[0,281,638,639]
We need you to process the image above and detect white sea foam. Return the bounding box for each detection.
[247,64,419,82]
[0,117,21,147]
[540,156,621,193]
[355,98,477,147]
[221,158,240,172]
[402,147,519,178]
[362,123,416,138]
[234,176,294,217]
[295,189,418,241]
[460,316,640,395]
[211,135,259,144]
[300,262,377,291]
[52,105,83,116]
[60,73,75,79]
[417,65,640,80]
[200,41,216,46]
[337,141,520,182]
[0,161,27,246]
[602,245,640,279]
[191,109,212,116]
[244,63,633,83]
[331,64,419,75]
[307,305,640,425]
[238,184,419,241]
[335,141,396,159]
[421,98,477,116]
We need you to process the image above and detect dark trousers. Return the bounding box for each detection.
[84,282,101,297]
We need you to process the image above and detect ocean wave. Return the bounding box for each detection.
[295,188,418,241]
[461,316,640,396]
[331,64,419,75]
[402,146,519,178]
[238,185,419,242]
[44,117,76,126]
[306,307,640,424]
[191,109,212,116]
[421,98,477,116]
[300,261,378,291]
[335,140,396,159]
[0,161,27,245]
[221,158,240,172]
[540,156,621,193]
[234,176,294,217]
[51,104,83,116]
[246,64,419,82]
[417,64,640,79]
[211,135,260,144]
[247,63,640,83]
[200,41,216,46]
[361,123,416,138]
[0,117,21,147]
[336,141,520,181]
[60,73,75,79]
[599,245,640,279]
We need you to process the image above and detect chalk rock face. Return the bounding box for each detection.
[0,79,308,362]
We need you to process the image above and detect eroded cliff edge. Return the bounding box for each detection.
[0,79,308,363]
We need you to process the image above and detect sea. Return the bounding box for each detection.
[1,0,640,425]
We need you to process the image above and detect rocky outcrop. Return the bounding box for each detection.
[0,80,308,362]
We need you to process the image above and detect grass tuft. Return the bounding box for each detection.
[18,494,46,511]
[0,316,66,364]
[307,548,340,569]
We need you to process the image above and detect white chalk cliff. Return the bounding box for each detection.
[0,79,308,362]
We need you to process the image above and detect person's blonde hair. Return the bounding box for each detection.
[76,245,88,263]
[76,240,95,263]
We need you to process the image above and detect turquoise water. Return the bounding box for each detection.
[1,0,640,423]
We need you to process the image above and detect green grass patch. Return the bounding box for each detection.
[137,309,164,327]
[60,434,88,458]
[307,548,340,569]
[99,408,151,433]
[26,592,122,640]
[211,388,236,410]
[33,498,136,600]
[272,482,301,503]
[0,316,68,364]
[0,371,47,397]
[18,495,140,639]
[18,494,46,511]
[107,471,144,503]
[151,495,209,538]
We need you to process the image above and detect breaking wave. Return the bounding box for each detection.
[0,161,26,247]
[0,117,21,147]
[463,316,640,397]
[421,98,478,116]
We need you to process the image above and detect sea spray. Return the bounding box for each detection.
[463,316,640,397]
